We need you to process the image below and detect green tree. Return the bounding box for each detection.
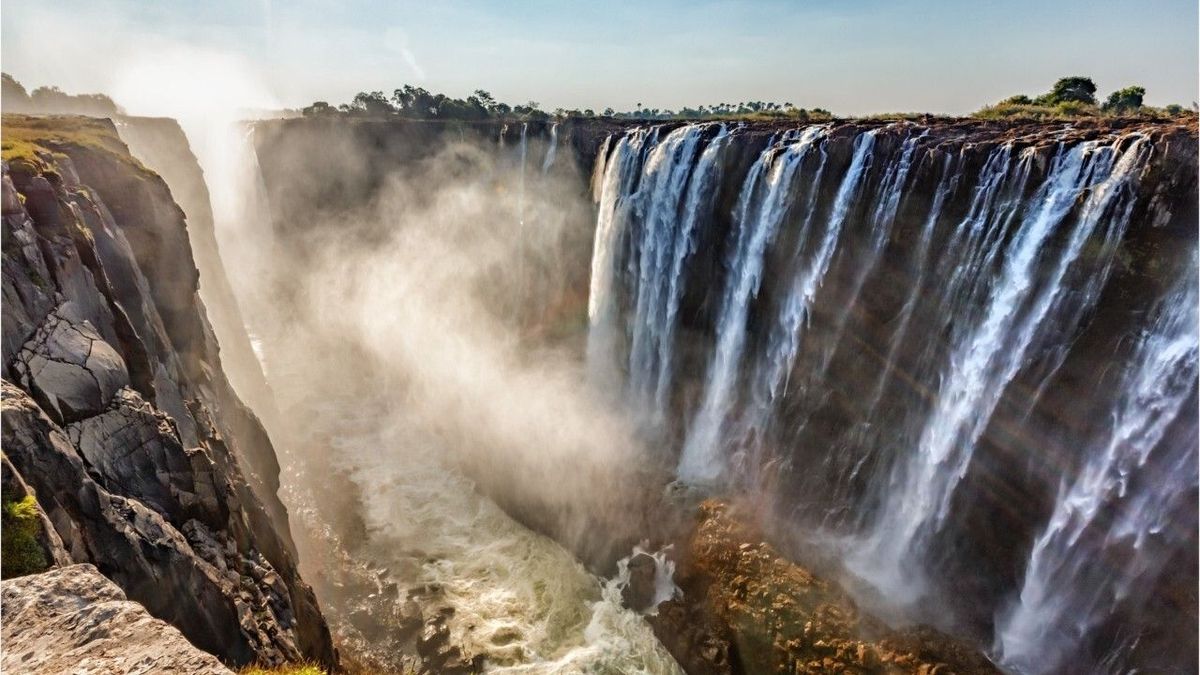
[1043,76,1097,105]
[350,91,394,116]
[1103,85,1145,112]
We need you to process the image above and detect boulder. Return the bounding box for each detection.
[621,552,659,612]
[13,303,129,423]
[1,563,233,674]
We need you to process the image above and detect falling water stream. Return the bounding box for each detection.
[214,118,1194,675]
[587,121,1197,674]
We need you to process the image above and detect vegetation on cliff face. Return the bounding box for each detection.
[1,493,49,579]
[238,662,329,675]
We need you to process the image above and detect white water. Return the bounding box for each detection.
[678,126,831,483]
[290,394,682,675]
[995,248,1199,674]
[853,136,1152,598]
[587,121,1189,672]
[211,122,683,674]
[542,122,559,174]
[611,545,682,616]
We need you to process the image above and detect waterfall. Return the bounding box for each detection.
[679,126,842,483]
[853,135,1153,596]
[750,129,875,432]
[518,122,528,227]
[542,122,559,174]
[995,249,1199,674]
[588,128,652,390]
[625,124,709,420]
[587,124,731,417]
[585,121,1195,672]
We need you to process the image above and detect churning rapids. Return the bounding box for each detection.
[207,117,1195,674]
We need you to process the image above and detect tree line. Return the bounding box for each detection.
[977,76,1194,118]
[2,73,123,117]
[302,86,834,121]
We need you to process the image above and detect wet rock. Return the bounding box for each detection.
[1,564,232,674]
[622,551,659,612]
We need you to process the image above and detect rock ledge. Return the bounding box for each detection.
[1,563,233,674]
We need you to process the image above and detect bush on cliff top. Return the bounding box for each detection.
[1,493,49,579]
[975,76,1195,120]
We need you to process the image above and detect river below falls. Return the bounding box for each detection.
[268,374,680,673]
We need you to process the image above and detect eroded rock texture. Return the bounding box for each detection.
[0,114,334,669]
[1,563,233,674]
[651,501,1000,675]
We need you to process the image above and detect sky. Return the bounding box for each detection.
[2,0,1198,117]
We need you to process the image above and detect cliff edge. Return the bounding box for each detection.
[0,113,335,668]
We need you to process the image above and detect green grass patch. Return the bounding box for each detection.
[238,663,327,675]
[2,113,147,173]
[2,493,49,579]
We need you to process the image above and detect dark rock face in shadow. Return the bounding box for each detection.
[1,114,335,669]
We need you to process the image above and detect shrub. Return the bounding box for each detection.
[2,493,49,579]
[1054,100,1096,116]
[1046,76,1098,105]
[1103,86,1146,113]
[1001,94,1033,105]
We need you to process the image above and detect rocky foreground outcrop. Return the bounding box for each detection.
[648,501,999,674]
[1,114,334,668]
[1,564,233,674]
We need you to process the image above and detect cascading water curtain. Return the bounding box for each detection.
[587,121,1195,674]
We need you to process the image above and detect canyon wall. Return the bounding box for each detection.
[588,118,1198,675]
[251,115,1197,674]
[1,114,335,669]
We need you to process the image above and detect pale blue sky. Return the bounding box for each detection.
[3,0,1197,115]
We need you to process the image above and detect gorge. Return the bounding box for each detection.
[1,108,1196,675]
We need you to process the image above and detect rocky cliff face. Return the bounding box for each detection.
[250,114,1198,674]
[0,114,334,668]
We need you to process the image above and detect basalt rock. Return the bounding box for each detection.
[0,114,335,669]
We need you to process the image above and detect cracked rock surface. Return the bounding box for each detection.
[1,115,335,669]
[1,563,233,674]
[14,302,129,422]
